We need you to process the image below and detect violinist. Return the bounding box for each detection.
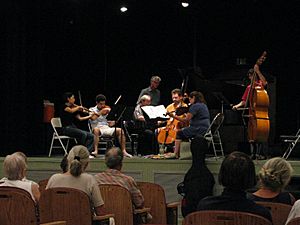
[168,91,210,159]
[89,94,132,158]
[60,92,95,154]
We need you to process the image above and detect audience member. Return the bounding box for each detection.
[247,157,295,205]
[46,145,106,216]
[286,199,300,224]
[0,152,40,202]
[197,151,272,222]
[94,147,145,209]
[60,154,68,173]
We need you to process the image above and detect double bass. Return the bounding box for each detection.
[245,51,270,143]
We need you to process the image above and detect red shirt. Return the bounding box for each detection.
[241,80,263,102]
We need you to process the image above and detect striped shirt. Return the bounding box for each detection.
[94,169,144,208]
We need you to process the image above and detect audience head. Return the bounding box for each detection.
[258,157,293,192]
[15,151,28,164]
[189,91,207,104]
[67,145,90,177]
[60,154,69,173]
[3,152,27,180]
[219,151,256,191]
[105,147,123,170]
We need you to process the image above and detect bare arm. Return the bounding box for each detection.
[31,183,41,202]
[232,101,245,110]
[169,112,192,123]
[254,64,267,87]
[64,105,83,113]
[95,205,108,216]
[76,113,93,121]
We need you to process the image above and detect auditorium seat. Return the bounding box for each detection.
[99,184,150,225]
[137,181,179,225]
[39,187,113,225]
[255,201,292,225]
[183,210,272,225]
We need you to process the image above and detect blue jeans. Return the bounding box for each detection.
[62,125,94,153]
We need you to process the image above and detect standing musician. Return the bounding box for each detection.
[157,89,188,153]
[168,91,210,159]
[137,76,161,106]
[60,92,95,154]
[89,94,132,158]
[232,63,267,110]
[232,53,268,159]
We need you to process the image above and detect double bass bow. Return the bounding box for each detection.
[244,51,270,143]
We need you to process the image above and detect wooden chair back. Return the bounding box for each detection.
[256,201,292,225]
[99,184,134,225]
[39,187,94,225]
[137,181,167,224]
[38,178,49,194]
[0,186,37,225]
[286,217,300,225]
[183,210,272,225]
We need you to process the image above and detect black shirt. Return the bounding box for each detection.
[197,188,272,222]
[60,104,79,127]
[247,191,294,205]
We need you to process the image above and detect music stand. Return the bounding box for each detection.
[211,92,231,113]
[106,104,127,148]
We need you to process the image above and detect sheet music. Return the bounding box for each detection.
[141,105,168,119]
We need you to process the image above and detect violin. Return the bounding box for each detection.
[73,104,92,113]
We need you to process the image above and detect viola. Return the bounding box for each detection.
[246,51,270,142]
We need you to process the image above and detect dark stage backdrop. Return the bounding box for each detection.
[1,0,299,156]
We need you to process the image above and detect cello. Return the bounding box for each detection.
[157,102,188,152]
[245,51,270,143]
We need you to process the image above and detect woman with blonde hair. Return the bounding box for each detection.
[0,152,40,202]
[247,157,295,205]
[46,145,106,216]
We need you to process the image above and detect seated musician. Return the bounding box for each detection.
[89,94,132,158]
[157,88,187,153]
[133,94,158,155]
[168,91,210,159]
[60,92,95,154]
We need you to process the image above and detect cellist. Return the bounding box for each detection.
[157,89,188,152]
[232,53,268,159]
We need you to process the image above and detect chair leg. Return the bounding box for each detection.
[48,133,55,157]
[58,138,68,155]
[65,139,70,155]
